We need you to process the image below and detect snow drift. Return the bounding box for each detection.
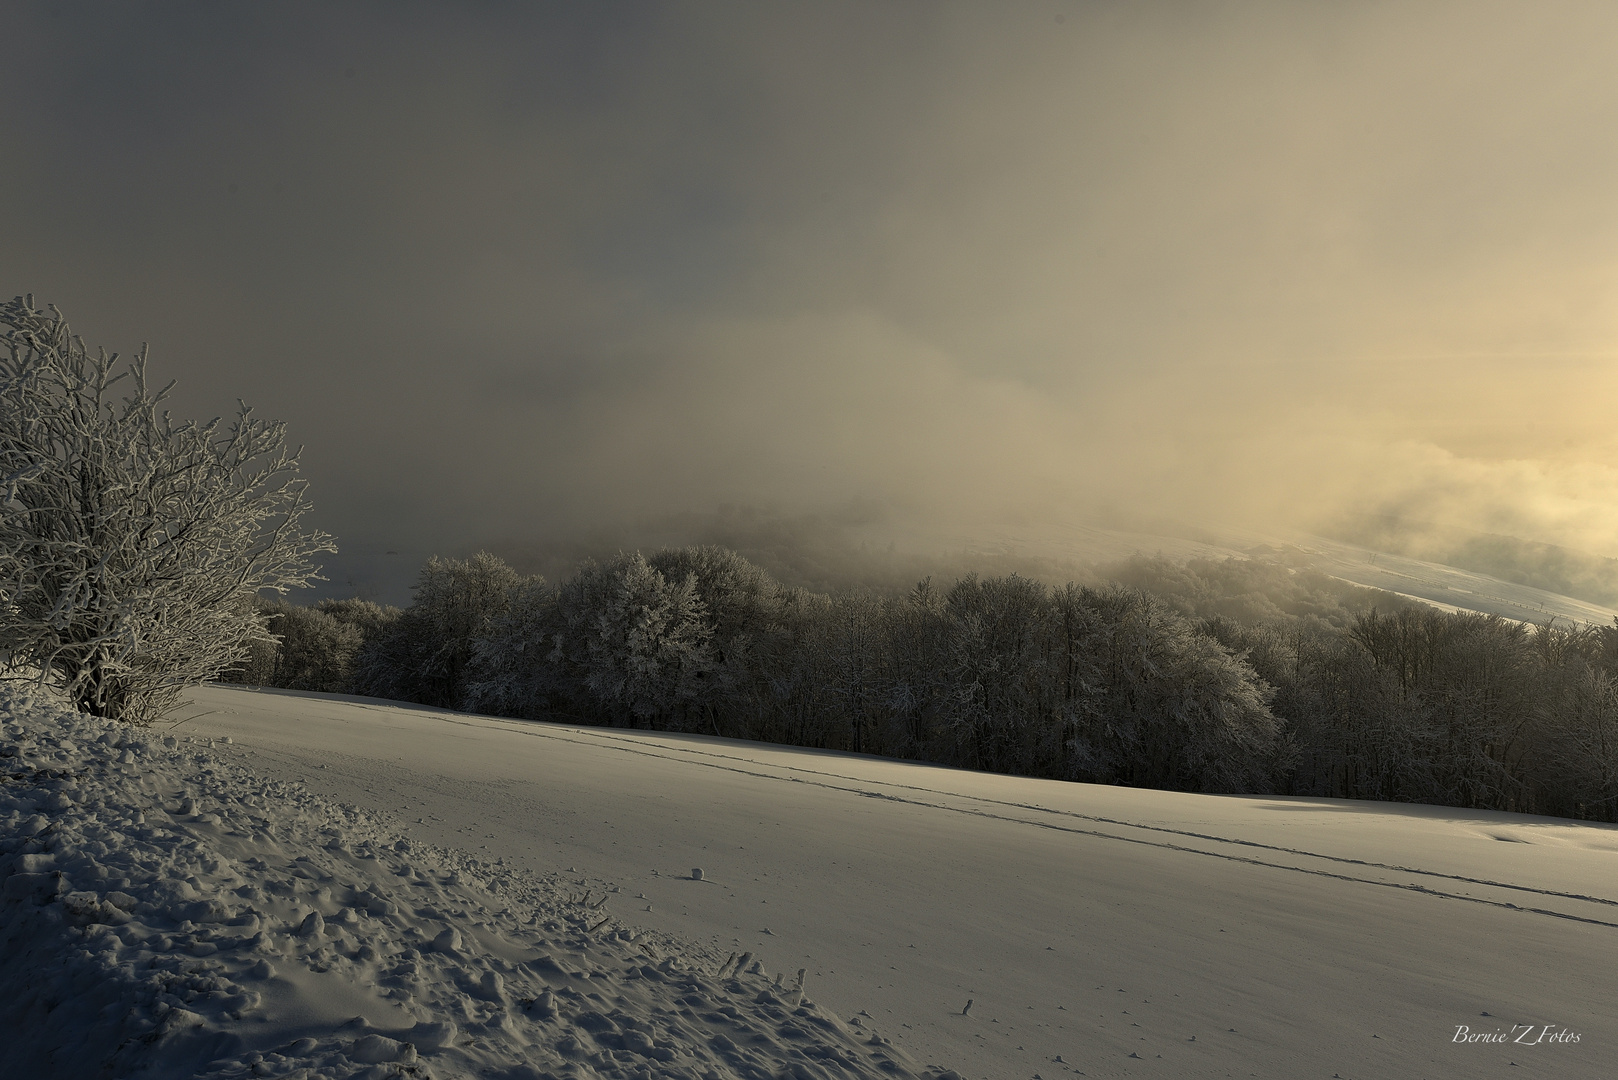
[0,683,938,1079]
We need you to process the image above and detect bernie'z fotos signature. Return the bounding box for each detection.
[1453,1024,1581,1046]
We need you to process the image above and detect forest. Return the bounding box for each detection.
[226,548,1618,823]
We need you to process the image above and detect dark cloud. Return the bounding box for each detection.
[6,1,1618,604]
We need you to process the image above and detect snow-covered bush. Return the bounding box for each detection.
[0,296,333,723]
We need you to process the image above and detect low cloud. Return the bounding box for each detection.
[6,1,1618,589]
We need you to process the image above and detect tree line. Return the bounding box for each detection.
[225,548,1618,822]
[8,297,1613,821]
[0,292,1275,800]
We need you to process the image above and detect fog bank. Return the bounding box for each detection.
[6,2,1618,593]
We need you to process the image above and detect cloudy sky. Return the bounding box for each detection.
[7,2,1618,598]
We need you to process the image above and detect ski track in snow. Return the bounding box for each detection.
[0,683,961,1080]
[449,720,1618,926]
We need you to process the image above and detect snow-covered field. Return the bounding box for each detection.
[6,682,1618,1079]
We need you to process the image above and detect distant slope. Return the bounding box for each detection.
[1284,534,1618,626]
[318,506,1618,628]
[927,517,1618,626]
[1329,515,1618,608]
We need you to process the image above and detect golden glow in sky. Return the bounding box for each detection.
[6,1,1618,565]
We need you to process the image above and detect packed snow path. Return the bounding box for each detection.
[175,684,1618,1080]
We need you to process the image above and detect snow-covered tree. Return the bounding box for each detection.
[352,552,524,709]
[822,591,886,755]
[463,577,558,720]
[260,600,366,693]
[1077,585,1285,793]
[316,597,402,644]
[219,596,400,695]
[0,295,334,723]
[646,546,788,730]
[941,573,1061,773]
[550,553,715,728]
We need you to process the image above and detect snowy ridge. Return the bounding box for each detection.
[0,684,958,1080]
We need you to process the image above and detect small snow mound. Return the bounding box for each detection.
[348,1033,406,1064]
[184,898,231,923]
[478,970,505,1000]
[410,1019,457,1050]
[15,851,55,873]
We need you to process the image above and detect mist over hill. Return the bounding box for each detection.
[302,503,1618,632]
[490,506,1099,600]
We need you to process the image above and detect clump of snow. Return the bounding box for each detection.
[0,683,955,1079]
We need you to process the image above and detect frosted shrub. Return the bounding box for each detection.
[0,296,333,722]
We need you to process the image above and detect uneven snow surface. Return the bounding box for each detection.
[0,684,940,1080]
